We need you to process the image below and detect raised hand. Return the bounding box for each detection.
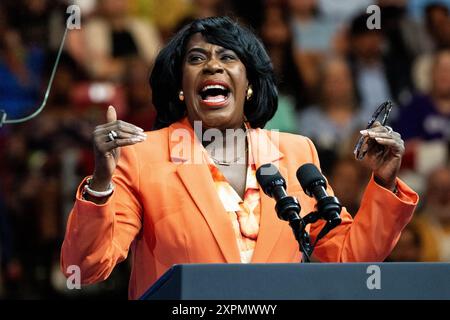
[359,121,405,192]
[91,105,147,191]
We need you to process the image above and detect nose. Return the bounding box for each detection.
[203,57,224,74]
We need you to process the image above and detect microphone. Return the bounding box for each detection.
[296,163,342,229]
[256,163,313,260]
[256,164,300,222]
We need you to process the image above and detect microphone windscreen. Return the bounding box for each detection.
[296,163,326,193]
[256,163,285,196]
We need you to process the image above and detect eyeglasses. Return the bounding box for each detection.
[353,100,393,160]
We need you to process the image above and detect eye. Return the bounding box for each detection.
[221,54,237,61]
[187,54,205,63]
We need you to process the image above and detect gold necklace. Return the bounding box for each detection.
[206,126,248,166]
[210,150,247,166]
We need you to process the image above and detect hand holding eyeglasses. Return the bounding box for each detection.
[353,101,405,193]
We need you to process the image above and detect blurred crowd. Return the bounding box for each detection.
[0,0,449,299]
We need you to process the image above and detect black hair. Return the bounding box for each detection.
[150,16,278,129]
[349,13,382,37]
[425,2,450,29]
[425,2,449,17]
[258,3,309,111]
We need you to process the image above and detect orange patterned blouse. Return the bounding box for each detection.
[205,139,261,263]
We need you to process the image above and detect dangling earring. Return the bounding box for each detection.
[179,90,185,101]
[246,86,253,101]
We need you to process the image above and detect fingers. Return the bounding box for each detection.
[93,106,147,155]
[373,135,404,153]
[360,124,400,140]
[95,133,146,154]
[360,130,400,140]
[372,137,399,146]
[102,136,146,150]
[106,105,117,123]
[94,121,145,138]
[100,129,145,142]
[360,123,390,135]
[360,124,404,157]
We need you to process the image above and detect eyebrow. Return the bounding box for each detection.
[186,47,234,55]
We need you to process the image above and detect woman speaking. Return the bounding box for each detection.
[61,17,418,300]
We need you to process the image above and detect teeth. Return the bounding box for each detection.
[201,84,227,92]
[204,96,226,102]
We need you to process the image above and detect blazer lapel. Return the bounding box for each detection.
[248,129,287,263]
[168,120,288,264]
[168,119,241,263]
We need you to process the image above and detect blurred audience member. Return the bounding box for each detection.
[386,221,423,262]
[0,195,23,298]
[379,0,431,89]
[298,57,364,173]
[328,157,368,216]
[174,0,231,31]
[123,59,156,131]
[413,3,450,92]
[229,0,265,29]
[73,0,162,81]
[409,0,450,20]
[287,0,339,98]
[289,0,335,53]
[348,13,413,120]
[318,0,371,27]
[413,166,450,261]
[396,50,450,142]
[129,0,190,39]
[0,8,45,119]
[425,2,450,50]
[189,0,230,19]
[44,53,86,113]
[3,0,66,51]
[394,50,450,193]
[260,2,308,132]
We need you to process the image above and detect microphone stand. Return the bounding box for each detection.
[275,195,342,263]
[274,195,319,262]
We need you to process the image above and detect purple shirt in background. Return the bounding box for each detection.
[394,94,450,141]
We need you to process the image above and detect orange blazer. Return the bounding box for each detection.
[61,118,419,299]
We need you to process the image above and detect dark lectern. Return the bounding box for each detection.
[140,263,450,300]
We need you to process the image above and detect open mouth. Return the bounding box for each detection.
[198,82,231,107]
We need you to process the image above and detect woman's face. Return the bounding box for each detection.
[182,33,249,130]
